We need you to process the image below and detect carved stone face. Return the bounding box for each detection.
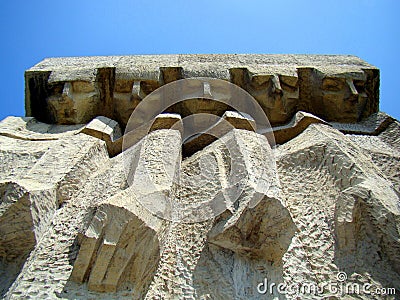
[321,75,367,121]
[46,81,100,124]
[248,74,299,124]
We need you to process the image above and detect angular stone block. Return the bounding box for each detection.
[25,55,379,128]
[272,111,328,144]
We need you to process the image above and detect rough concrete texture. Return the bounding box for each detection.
[0,55,399,299]
[1,114,399,299]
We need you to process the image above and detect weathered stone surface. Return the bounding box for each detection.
[271,111,328,144]
[222,111,256,131]
[81,114,183,157]
[331,111,394,135]
[182,111,256,157]
[205,130,296,262]
[275,124,400,299]
[70,190,163,295]
[81,116,122,142]
[1,113,399,299]
[81,116,122,155]
[1,55,400,299]
[0,118,111,298]
[144,129,288,299]
[26,55,379,128]
[0,116,83,140]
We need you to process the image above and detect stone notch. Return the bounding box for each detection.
[26,54,379,128]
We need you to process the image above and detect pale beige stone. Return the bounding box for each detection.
[25,55,379,128]
[1,55,399,300]
[330,111,395,135]
[222,111,256,131]
[183,111,256,157]
[81,116,122,141]
[1,115,399,299]
[271,111,328,144]
[81,116,122,155]
[0,116,83,140]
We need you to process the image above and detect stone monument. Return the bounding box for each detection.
[0,55,398,299]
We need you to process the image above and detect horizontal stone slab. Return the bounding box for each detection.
[25,54,379,129]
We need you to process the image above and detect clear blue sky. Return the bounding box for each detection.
[0,0,399,120]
